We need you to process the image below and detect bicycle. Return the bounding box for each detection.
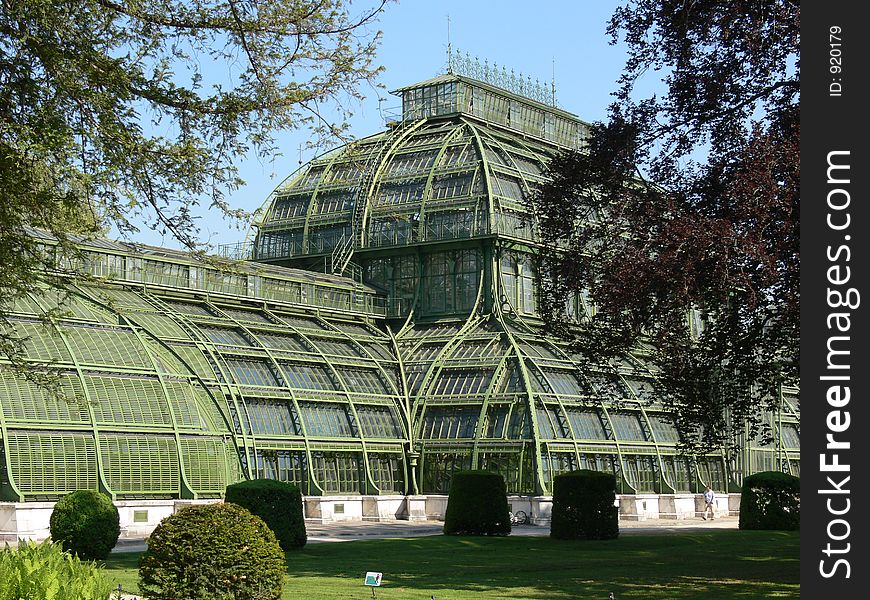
[509,509,530,525]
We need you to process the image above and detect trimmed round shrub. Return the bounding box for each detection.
[739,471,800,530]
[443,470,510,536]
[139,502,285,600]
[225,479,307,550]
[49,490,120,560]
[0,540,114,600]
[550,470,619,540]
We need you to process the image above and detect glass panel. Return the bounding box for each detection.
[578,453,617,474]
[478,450,534,494]
[374,181,425,207]
[543,370,583,396]
[280,363,338,391]
[255,332,310,353]
[287,166,325,191]
[566,408,608,440]
[270,195,311,220]
[336,368,389,394]
[384,151,439,178]
[244,398,300,435]
[492,174,525,201]
[662,455,693,492]
[648,414,681,443]
[540,453,576,491]
[314,191,355,214]
[484,405,509,438]
[226,359,280,387]
[143,261,190,287]
[253,450,308,490]
[298,402,355,437]
[609,412,648,441]
[197,326,250,347]
[420,406,479,439]
[623,455,657,492]
[368,453,405,493]
[431,369,493,396]
[506,403,532,439]
[311,452,363,493]
[780,424,800,448]
[355,405,404,438]
[313,338,363,357]
[697,457,726,491]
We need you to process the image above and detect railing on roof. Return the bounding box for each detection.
[45,242,397,318]
[216,241,254,260]
[448,48,557,108]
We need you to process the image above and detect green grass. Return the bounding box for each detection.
[101,530,799,599]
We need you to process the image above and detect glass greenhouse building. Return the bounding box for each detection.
[0,70,799,528]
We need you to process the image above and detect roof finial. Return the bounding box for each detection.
[446,14,452,74]
[551,56,557,105]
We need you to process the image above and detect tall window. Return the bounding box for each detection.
[500,253,536,314]
[421,451,471,493]
[311,452,363,494]
[423,250,480,315]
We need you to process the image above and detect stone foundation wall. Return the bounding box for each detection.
[1,493,741,542]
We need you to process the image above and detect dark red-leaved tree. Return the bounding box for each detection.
[531,1,799,453]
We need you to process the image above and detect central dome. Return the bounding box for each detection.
[252,74,590,266]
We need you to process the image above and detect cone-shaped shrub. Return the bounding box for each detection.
[139,502,285,600]
[443,470,510,536]
[49,490,120,560]
[550,470,619,540]
[225,479,307,550]
[739,471,800,530]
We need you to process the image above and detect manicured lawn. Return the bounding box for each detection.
[101,530,799,599]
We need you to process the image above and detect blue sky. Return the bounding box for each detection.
[134,1,634,249]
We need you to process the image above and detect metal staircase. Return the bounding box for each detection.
[329,118,425,279]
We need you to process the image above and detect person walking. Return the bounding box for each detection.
[702,486,715,520]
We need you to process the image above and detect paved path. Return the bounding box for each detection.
[111,515,739,554]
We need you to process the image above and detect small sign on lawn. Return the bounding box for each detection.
[364,572,383,587]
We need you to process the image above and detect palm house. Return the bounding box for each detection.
[0,61,799,537]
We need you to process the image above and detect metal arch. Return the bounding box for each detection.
[28,300,113,500]
[492,296,549,495]
[415,122,470,243]
[355,120,430,247]
[462,118,498,238]
[136,292,255,483]
[406,279,489,439]
[79,284,245,499]
[301,140,360,255]
[209,306,314,492]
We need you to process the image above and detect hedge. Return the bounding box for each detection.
[739,471,800,530]
[443,470,510,536]
[550,470,619,540]
[225,479,307,550]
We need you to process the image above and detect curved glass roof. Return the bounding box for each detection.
[0,239,408,501]
[252,75,585,262]
[394,312,711,494]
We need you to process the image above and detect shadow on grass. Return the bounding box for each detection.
[102,529,799,599]
[283,530,799,600]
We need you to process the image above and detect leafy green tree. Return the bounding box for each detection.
[1,0,390,383]
[531,1,799,453]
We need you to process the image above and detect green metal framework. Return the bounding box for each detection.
[0,72,799,502]
[0,240,408,501]
[245,72,799,496]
